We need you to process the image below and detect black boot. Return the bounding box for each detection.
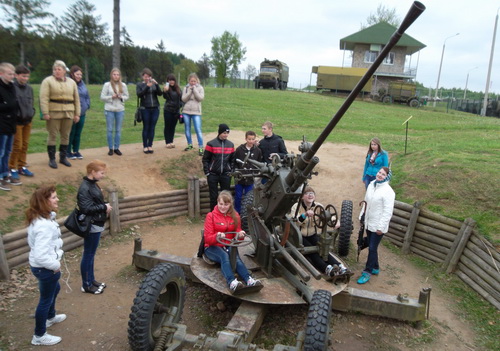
[48,145,57,169]
[59,145,72,167]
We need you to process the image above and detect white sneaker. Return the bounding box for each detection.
[246,276,260,287]
[339,264,347,274]
[46,314,67,328]
[229,279,243,293]
[31,333,62,346]
[325,264,340,277]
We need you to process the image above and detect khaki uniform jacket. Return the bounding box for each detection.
[290,201,324,237]
[40,76,81,118]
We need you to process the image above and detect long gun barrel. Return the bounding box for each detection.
[286,1,426,191]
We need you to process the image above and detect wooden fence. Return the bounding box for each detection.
[387,200,499,309]
[0,179,498,309]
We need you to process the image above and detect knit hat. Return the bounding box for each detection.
[218,123,230,135]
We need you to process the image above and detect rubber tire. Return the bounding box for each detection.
[337,200,353,257]
[304,289,332,351]
[240,190,254,233]
[408,98,420,108]
[128,263,186,351]
[382,95,392,104]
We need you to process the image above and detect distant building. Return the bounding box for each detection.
[339,22,426,97]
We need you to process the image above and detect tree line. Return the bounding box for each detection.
[0,0,250,87]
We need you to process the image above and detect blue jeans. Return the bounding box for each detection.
[69,114,86,153]
[141,108,159,147]
[363,229,384,274]
[183,114,203,147]
[31,266,61,337]
[234,184,254,213]
[80,232,101,288]
[105,110,125,149]
[363,175,376,189]
[204,246,251,286]
[0,133,14,178]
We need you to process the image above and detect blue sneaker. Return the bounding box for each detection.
[68,152,77,160]
[74,152,83,159]
[10,169,20,180]
[372,269,380,275]
[18,167,34,177]
[357,272,371,284]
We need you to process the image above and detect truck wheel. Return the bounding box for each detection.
[240,190,254,233]
[408,98,420,108]
[337,200,353,257]
[128,263,186,351]
[382,95,392,104]
[274,80,279,90]
[304,289,332,351]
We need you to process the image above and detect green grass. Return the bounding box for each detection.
[23,85,500,243]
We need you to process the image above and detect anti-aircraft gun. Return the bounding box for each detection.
[128,4,427,351]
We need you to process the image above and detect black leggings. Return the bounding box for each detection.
[303,234,340,273]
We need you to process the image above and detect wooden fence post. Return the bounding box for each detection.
[443,218,476,273]
[402,201,421,254]
[194,177,200,219]
[108,188,121,235]
[188,176,195,218]
[0,235,10,280]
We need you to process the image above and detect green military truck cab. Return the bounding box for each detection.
[255,59,289,90]
[381,80,420,107]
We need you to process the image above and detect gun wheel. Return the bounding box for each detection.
[304,289,332,351]
[337,200,353,257]
[128,263,186,351]
[324,204,338,228]
[313,205,326,229]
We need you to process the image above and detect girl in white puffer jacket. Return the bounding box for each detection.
[357,167,395,285]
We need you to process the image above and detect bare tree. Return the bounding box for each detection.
[0,0,53,64]
[244,64,257,80]
[112,0,120,69]
[361,4,400,29]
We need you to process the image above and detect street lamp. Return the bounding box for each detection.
[463,67,478,99]
[433,33,460,107]
[481,8,499,116]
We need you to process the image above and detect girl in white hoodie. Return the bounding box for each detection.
[26,185,66,346]
[357,166,395,284]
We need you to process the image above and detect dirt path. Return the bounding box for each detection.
[0,131,478,350]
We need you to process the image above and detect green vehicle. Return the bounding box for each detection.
[255,59,289,90]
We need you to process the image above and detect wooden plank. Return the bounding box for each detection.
[119,190,187,203]
[409,246,443,263]
[456,262,500,306]
[469,234,500,263]
[445,218,475,274]
[0,234,10,280]
[402,202,421,254]
[412,236,449,255]
[456,271,500,310]
[413,230,453,250]
[414,222,456,242]
[394,200,413,212]
[419,208,463,229]
[462,248,500,287]
[411,242,446,261]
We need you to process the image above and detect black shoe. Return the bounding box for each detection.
[81,285,104,294]
[92,280,106,289]
[59,158,71,167]
[108,149,113,156]
[48,159,58,169]
[114,149,122,156]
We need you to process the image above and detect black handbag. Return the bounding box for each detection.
[134,97,143,126]
[64,207,92,238]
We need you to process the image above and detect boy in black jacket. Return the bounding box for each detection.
[202,124,235,210]
[0,62,19,191]
[233,131,262,213]
[9,65,36,179]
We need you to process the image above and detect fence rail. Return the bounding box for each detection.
[0,179,498,309]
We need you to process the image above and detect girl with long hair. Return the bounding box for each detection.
[362,137,389,189]
[26,185,66,346]
[181,73,205,155]
[100,68,129,156]
[162,73,182,148]
[68,65,90,160]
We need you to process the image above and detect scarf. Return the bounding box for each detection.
[374,170,392,187]
[369,151,378,165]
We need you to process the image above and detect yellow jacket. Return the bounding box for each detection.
[40,76,81,117]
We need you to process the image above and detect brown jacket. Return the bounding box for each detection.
[40,75,80,118]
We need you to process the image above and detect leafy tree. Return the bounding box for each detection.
[0,0,53,65]
[210,31,246,88]
[196,53,211,85]
[361,4,400,29]
[173,58,197,86]
[55,0,110,83]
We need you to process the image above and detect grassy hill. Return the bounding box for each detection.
[26,85,500,244]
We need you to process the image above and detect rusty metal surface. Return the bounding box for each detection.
[190,244,347,305]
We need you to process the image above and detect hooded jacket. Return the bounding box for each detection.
[181,84,204,115]
[76,80,91,116]
[0,78,18,134]
[28,212,64,271]
[13,81,35,125]
[258,133,287,163]
[364,180,395,233]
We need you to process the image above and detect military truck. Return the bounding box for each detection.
[381,80,420,107]
[255,59,289,90]
[313,66,373,94]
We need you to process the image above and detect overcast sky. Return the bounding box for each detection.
[30,0,500,92]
